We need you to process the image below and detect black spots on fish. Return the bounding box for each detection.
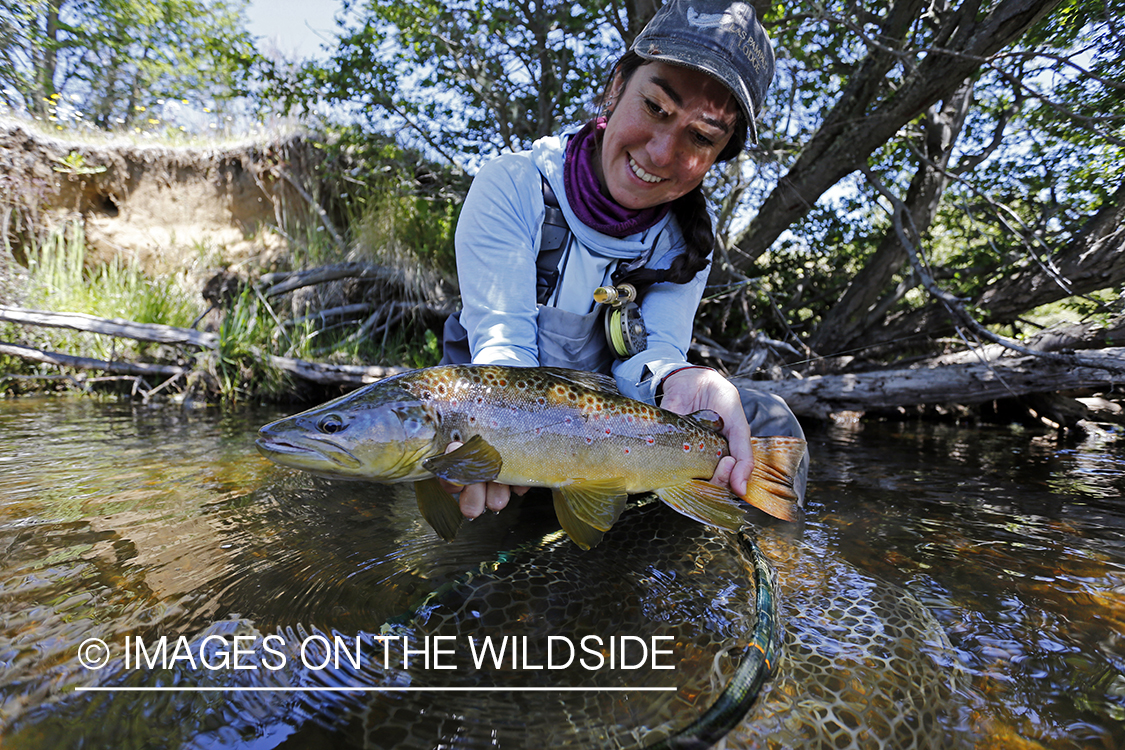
[468,415,477,425]
[536,396,547,407]
[584,436,593,445]
[451,429,463,442]
[514,378,529,390]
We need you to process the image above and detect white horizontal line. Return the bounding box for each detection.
[74,686,678,693]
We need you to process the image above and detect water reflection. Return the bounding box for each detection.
[0,397,1122,748]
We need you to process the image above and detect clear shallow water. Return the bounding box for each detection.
[0,396,1122,748]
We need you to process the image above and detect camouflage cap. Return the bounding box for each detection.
[631,0,775,145]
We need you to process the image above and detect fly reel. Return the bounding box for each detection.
[594,283,648,359]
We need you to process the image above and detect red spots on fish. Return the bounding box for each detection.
[490,419,499,429]
[716,449,723,458]
[699,442,705,451]
[605,428,612,435]
[536,396,547,406]
[585,437,593,444]
[645,436,655,445]
[535,427,541,436]
[683,443,691,452]
[623,447,631,455]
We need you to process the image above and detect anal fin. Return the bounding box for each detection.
[653,479,745,531]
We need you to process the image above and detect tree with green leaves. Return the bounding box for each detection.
[0,0,258,128]
[266,0,1125,418]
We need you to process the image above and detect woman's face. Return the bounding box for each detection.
[596,61,738,210]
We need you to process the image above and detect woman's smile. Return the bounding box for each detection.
[596,61,738,210]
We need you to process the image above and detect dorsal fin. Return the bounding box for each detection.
[538,367,621,395]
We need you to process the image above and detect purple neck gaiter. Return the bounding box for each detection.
[563,119,670,238]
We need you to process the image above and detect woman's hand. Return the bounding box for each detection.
[658,367,752,497]
[436,441,530,518]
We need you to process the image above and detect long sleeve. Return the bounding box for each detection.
[454,154,545,367]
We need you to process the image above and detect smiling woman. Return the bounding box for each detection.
[437,0,809,522]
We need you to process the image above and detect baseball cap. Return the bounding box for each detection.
[631,0,775,145]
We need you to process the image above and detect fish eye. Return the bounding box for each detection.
[317,414,346,434]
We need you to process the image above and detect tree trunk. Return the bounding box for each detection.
[808,80,976,354]
[862,178,1125,350]
[731,0,1062,267]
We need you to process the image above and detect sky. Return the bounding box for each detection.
[244,0,343,59]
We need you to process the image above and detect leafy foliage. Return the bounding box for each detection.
[0,0,259,128]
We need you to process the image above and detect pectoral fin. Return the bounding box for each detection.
[653,479,746,530]
[551,489,607,550]
[414,478,464,542]
[421,434,502,485]
[741,436,807,522]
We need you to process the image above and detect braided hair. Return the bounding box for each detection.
[599,50,748,287]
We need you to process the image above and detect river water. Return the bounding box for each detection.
[0,396,1122,748]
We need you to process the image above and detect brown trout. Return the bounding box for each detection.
[256,365,804,548]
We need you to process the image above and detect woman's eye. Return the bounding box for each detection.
[693,132,716,148]
[317,414,346,434]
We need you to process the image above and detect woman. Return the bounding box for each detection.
[439,0,808,518]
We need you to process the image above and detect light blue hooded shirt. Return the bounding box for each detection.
[453,130,710,404]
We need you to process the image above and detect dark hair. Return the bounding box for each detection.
[599,51,748,285]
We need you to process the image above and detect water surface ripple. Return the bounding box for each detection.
[0,397,1122,748]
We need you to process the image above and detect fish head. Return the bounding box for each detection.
[256,382,436,481]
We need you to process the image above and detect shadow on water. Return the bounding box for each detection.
[0,397,1122,748]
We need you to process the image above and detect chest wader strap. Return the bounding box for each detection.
[536,177,571,305]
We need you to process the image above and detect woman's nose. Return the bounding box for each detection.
[645,130,677,168]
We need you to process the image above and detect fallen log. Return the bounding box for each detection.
[736,347,1125,420]
[0,305,218,348]
[0,342,186,377]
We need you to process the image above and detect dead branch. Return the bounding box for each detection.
[0,341,187,377]
[860,167,1125,377]
[257,262,412,298]
[0,305,218,348]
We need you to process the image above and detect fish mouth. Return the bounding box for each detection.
[255,435,362,470]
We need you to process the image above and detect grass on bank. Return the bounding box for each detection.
[2,149,455,402]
